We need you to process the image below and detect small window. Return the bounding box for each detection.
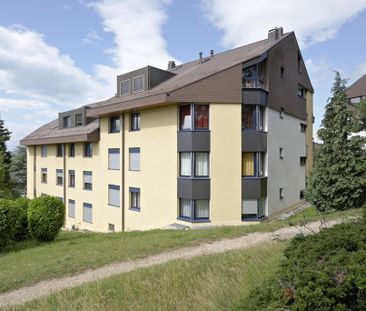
[83,203,93,223]
[279,188,284,200]
[84,143,92,157]
[129,148,140,171]
[297,85,306,98]
[300,123,307,133]
[130,112,140,131]
[108,223,115,232]
[121,79,131,96]
[242,105,256,130]
[56,169,63,186]
[41,145,47,157]
[83,171,92,190]
[179,105,191,130]
[108,148,120,170]
[194,105,209,130]
[69,143,75,157]
[130,187,141,210]
[279,148,284,159]
[63,116,71,128]
[242,152,256,176]
[41,168,47,183]
[133,76,144,93]
[300,156,307,166]
[56,144,64,157]
[280,107,284,119]
[109,116,121,133]
[108,184,120,207]
[280,66,285,78]
[194,152,209,177]
[68,199,75,218]
[75,114,83,126]
[68,170,75,188]
[300,190,305,200]
[180,152,192,177]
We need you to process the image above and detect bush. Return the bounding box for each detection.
[13,197,30,241]
[0,199,18,247]
[28,195,65,241]
[240,220,366,311]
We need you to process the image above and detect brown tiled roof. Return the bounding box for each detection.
[20,119,99,145]
[347,74,366,98]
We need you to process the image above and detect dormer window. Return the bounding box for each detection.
[121,79,131,96]
[133,76,144,93]
[75,114,83,126]
[63,116,71,128]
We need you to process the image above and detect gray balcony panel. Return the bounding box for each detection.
[242,177,267,199]
[242,89,268,106]
[242,131,267,152]
[178,178,210,199]
[177,131,210,152]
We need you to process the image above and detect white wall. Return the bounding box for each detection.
[267,108,306,215]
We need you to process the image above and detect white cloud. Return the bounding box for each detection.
[82,29,101,45]
[202,0,366,48]
[89,0,178,77]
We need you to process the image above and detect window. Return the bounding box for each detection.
[242,152,256,176]
[279,148,284,159]
[195,152,209,177]
[300,123,307,133]
[242,63,263,88]
[56,169,63,186]
[179,199,210,221]
[300,156,307,166]
[83,203,93,223]
[63,116,71,128]
[108,148,120,170]
[300,190,305,200]
[41,168,47,183]
[297,51,302,73]
[109,116,121,133]
[179,104,209,131]
[68,199,75,218]
[130,112,140,131]
[194,105,209,129]
[297,85,306,98]
[350,97,362,104]
[108,184,120,207]
[279,188,284,200]
[242,198,265,220]
[242,105,256,129]
[84,143,92,157]
[179,105,191,130]
[56,144,64,157]
[69,143,75,157]
[130,187,140,210]
[180,152,191,177]
[75,114,83,126]
[129,148,140,171]
[41,145,47,157]
[68,170,75,187]
[108,223,115,232]
[83,171,92,190]
[280,107,284,119]
[280,66,285,78]
[133,76,144,93]
[121,79,131,96]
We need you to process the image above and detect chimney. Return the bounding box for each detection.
[268,27,284,41]
[210,49,214,57]
[168,60,176,70]
[199,51,203,63]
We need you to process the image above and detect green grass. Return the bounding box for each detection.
[0,206,362,294]
[6,242,285,311]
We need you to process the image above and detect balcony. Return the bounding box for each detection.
[242,177,267,199]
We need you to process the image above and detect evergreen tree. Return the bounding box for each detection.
[10,145,27,196]
[306,72,366,211]
[0,116,13,198]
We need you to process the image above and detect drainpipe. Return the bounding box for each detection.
[63,143,66,226]
[122,114,125,231]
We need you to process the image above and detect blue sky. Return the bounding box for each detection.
[0,0,366,149]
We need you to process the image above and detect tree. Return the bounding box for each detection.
[306,72,366,211]
[0,116,12,198]
[10,146,27,196]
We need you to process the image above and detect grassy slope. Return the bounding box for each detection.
[7,242,285,311]
[0,206,361,294]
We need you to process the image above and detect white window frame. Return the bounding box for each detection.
[132,75,144,93]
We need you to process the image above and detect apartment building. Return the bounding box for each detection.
[21,28,314,232]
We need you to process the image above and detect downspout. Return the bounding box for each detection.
[63,143,66,225]
[122,114,125,231]
[33,145,37,198]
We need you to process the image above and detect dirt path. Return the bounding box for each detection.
[0,218,346,308]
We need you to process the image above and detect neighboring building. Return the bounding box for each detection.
[21,27,314,232]
[347,74,366,104]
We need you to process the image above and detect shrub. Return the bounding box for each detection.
[13,197,30,241]
[241,220,366,311]
[0,199,18,247]
[28,195,65,241]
